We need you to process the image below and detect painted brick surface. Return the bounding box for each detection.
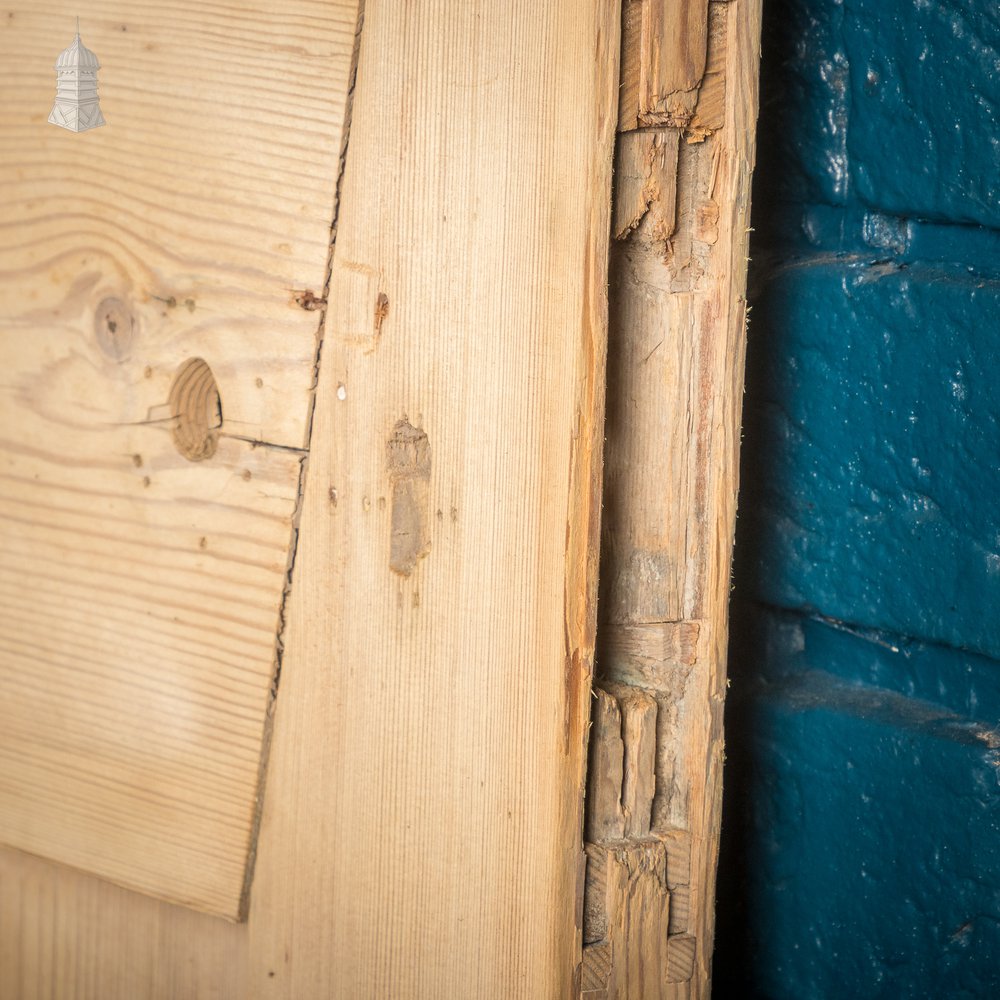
[719,610,1000,1000]
[845,0,1000,228]
[716,0,1000,992]
[753,0,1000,228]
[739,261,1000,659]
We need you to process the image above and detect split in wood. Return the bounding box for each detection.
[618,0,728,138]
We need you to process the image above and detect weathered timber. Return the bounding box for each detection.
[618,0,711,130]
[582,0,762,994]
[580,832,696,999]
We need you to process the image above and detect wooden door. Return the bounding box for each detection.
[0,1,759,997]
[0,1,616,996]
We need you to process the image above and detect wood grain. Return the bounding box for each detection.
[0,848,247,1000]
[601,682,657,838]
[612,129,680,243]
[618,0,711,130]
[582,839,673,999]
[0,0,360,926]
[1,0,622,993]
[687,4,762,988]
[246,0,620,994]
[687,1,729,142]
[587,688,628,843]
[590,0,762,993]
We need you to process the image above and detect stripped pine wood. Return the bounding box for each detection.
[0,848,247,1000]
[0,0,360,928]
[586,0,762,994]
[581,836,695,999]
[2,0,761,992]
[618,0,709,131]
[1,0,621,997]
[246,0,620,993]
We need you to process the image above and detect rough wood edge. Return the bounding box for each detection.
[584,0,762,993]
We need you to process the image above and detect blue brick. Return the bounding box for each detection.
[734,608,1000,730]
[738,261,1000,659]
[718,608,1000,999]
[753,0,1000,232]
[753,0,852,211]
[844,0,1000,228]
[720,0,1000,990]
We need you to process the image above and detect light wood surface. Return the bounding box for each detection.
[1,0,757,991]
[0,1,360,919]
[246,0,620,993]
[586,0,762,994]
[0,848,247,1000]
[0,0,620,995]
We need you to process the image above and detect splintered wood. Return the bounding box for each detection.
[584,0,762,996]
[581,834,694,998]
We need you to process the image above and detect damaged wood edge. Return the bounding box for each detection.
[688,0,761,988]
[684,1,729,143]
[572,5,625,989]
[597,620,703,688]
[586,688,626,842]
[581,833,696,997]
[236,0,367,923]
[638,0,708,129]
[584,0,760,992]
[588,681,657,839]
[611,2,729,248]
[620,0,728,132]
[611,129,680,242]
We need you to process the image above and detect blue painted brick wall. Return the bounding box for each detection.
[741,261,1000,659]
[720,611,1000,999]
[716,0,1000,995]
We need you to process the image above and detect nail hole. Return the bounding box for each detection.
[169,357,222,462]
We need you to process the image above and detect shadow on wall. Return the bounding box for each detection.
[715,0,1000,996]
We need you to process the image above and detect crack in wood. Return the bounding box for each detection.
[238,0,368,922]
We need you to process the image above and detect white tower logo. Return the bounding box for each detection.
[49,19,106,132]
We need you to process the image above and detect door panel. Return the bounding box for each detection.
[0,1,359,920]
[0,0,619,995]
